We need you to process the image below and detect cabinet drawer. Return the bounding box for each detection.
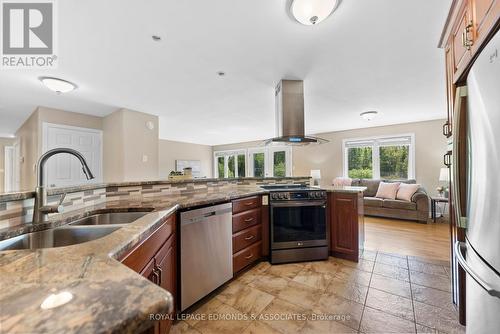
[233,208,261,233]
[233,196,260,214]
[233,224,262,253]
[233,241,262,273]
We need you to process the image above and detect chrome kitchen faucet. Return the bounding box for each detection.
[33,148,95,223]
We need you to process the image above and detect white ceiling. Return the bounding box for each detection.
[0,0,451,144]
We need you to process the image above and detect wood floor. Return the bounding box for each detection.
[364,216,451,262]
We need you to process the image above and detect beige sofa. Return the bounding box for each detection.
[350,179,430,224]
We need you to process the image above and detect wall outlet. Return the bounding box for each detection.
[142,155,148,163]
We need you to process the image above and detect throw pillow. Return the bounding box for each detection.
[396,183,420,202]
[375,182,401,200]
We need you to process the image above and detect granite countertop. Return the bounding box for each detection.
[0,184,365,333]
[322,185,367,193]
[0,176,310,202]
[0,186,268,334]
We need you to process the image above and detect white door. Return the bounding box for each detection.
[43,123,102,188]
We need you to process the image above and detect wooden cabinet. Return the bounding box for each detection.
[329,192,364,262]
[439,0,498,326]
[452,1,473,80]
[440,0,499,84]
[120,214,176,334]
[472,0,500,53]
[231,195,263,273]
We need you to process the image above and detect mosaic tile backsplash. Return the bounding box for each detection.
[0,177,309,230]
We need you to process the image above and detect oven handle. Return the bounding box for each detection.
[271,200,326,208]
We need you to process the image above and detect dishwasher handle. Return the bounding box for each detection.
[181,205,232,226]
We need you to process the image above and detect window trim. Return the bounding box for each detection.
[214,146,292,178]
[213,149,247,178]
[342,133,415,180]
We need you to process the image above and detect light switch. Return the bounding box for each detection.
[142,155,148,162]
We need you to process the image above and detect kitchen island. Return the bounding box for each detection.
[0,179,365,334]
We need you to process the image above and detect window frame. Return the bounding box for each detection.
[342,134,415,180]
[213,149,247,178]
[214,146,292,178]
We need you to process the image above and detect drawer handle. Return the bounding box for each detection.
[244,202,255,206]
[244,253,253,260]
[244,217,254,222]
[244,235,255,241]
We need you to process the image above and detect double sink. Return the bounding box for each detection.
[0,212,150,251]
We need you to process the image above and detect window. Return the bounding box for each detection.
[251,151,265,177]
[272,150,286,177]
[214,150,246,178]
[214,146,292,178]
[343,135,414,180]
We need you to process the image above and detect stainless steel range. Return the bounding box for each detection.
[261,185,328,264]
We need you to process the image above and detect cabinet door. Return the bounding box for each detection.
[155,235,176,334]
[330,193,358,261]
[140,259,160,334]
[452,1,473,81]
[472,0,500,52]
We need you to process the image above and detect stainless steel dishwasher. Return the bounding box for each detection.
[180,202,233,311]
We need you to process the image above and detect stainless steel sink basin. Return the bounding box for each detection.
[69,212,149,226]
[0,225,121,251]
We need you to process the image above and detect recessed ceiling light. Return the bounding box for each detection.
[360,111,378,121]
[152,35,161,42]
[39,77,77,94]
[291,0,338,25]
[217,71,226,77]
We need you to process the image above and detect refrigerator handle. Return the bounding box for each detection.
[451,86,468,228]
[455,241,500,298]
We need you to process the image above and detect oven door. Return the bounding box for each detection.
[271,200,327,250]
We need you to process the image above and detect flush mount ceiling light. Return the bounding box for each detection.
[360,110,379,121]
[290,0,339,25]
[39,77,77,94]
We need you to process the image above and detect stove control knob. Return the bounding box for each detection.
[284,193,290,199]
[271,193,278,200]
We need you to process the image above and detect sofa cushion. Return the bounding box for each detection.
[364,197,384,207]
[358,179,381,197]
[375,182,401,200]
[382,199,417,210]
[396,183,421,202]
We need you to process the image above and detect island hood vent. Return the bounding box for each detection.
[264,80,328,145]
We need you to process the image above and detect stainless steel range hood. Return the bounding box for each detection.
[264,80,328,145]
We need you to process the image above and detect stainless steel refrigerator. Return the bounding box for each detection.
[453,28,500,333]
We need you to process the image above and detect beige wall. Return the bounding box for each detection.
[15,111,39,190]
[37,106,103,130]
[158,139,213,178]
[14,107,103,190]
[103,109,125,182]
[214,119,448,196]
[0,138,15,192]
[103,109,159,182]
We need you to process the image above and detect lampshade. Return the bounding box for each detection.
[310,170,321,179]
[439,167,449,182]
[291,0,338,25]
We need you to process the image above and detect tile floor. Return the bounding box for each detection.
[171,250,465,334]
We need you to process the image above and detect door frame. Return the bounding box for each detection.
[4,146,14,192]
[42,122,103,185]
